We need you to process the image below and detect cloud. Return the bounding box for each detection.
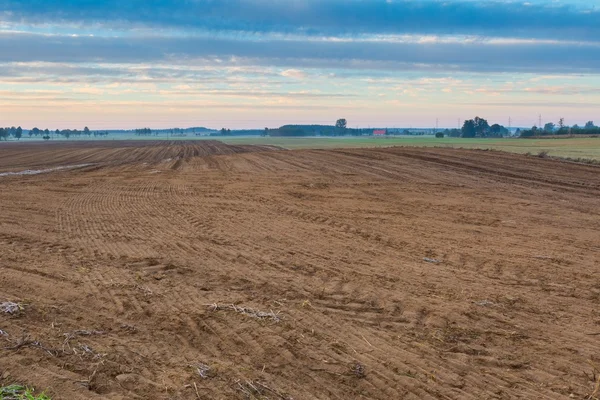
[2,1,599,129]
[0,60,286,85]
[1,32,599,74]
[459,101,600,108]
[73,86,104,95]
[1,0,598,42]
[157,88,354,99]
[281,69,308,79]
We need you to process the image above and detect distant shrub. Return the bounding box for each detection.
[435,132,444,138]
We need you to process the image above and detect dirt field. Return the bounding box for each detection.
[1,141,599,399]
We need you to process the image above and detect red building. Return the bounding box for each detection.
[373,129,387,136]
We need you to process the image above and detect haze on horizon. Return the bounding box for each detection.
[1,0,599,130]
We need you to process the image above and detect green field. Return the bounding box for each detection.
[217,136,600,160]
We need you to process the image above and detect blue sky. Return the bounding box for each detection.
[1,0,599,129]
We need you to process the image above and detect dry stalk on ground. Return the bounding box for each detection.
[62,330,106,359]
[2,332,60,357]
[588,361,600,400]
[63,330,105,345]
[235,380,292,400]
[0,302,23,315]
[192,363,211,379]
[208,304,282,323]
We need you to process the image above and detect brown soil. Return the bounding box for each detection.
[1,141,599,399]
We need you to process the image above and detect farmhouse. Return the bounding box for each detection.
[373,129,387,136]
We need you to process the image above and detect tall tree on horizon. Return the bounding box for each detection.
[461,119,476,138]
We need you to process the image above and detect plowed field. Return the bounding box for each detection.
[1,141,599,400]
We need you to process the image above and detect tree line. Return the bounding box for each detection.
[0,126,109,141]
[264,118,513,138]
[0,126,23,140]
[135,128,153,136]
[431,117,509,138]
[520,119,598,137]
[266,119,369,137]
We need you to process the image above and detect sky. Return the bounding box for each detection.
[1,0,599,129]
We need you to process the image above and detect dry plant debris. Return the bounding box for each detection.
[193,363,211,379]
[351,362,366,378]
[235,380,292,400]
[208,304,282,323]
[2,333,59,357]
[0,303,23,315]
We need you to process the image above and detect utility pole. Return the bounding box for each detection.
[539,114,542,128]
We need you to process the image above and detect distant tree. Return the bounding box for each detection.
[473,117,489,137]
[585,121,596,130]
[521,125,541,137]
[435,132,444,138]
[490,124,508,137]
[558,118,565,129]
[135,128,152,136]
[14,126,22,140]
[0,128,7,141]
[84,126,91,136]
[544,122,555,132]
[43,135,50,141]
[461,119,476,138]
[44,129,50,137]
[63,130,71,139]
[447,128,461,138]
[227,129,231,135]
[220,128,227,135]
[335,119,347,135]
[31,127,40,136]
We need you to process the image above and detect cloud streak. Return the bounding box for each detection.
[1,32,599,74]
[2,0,599,42]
